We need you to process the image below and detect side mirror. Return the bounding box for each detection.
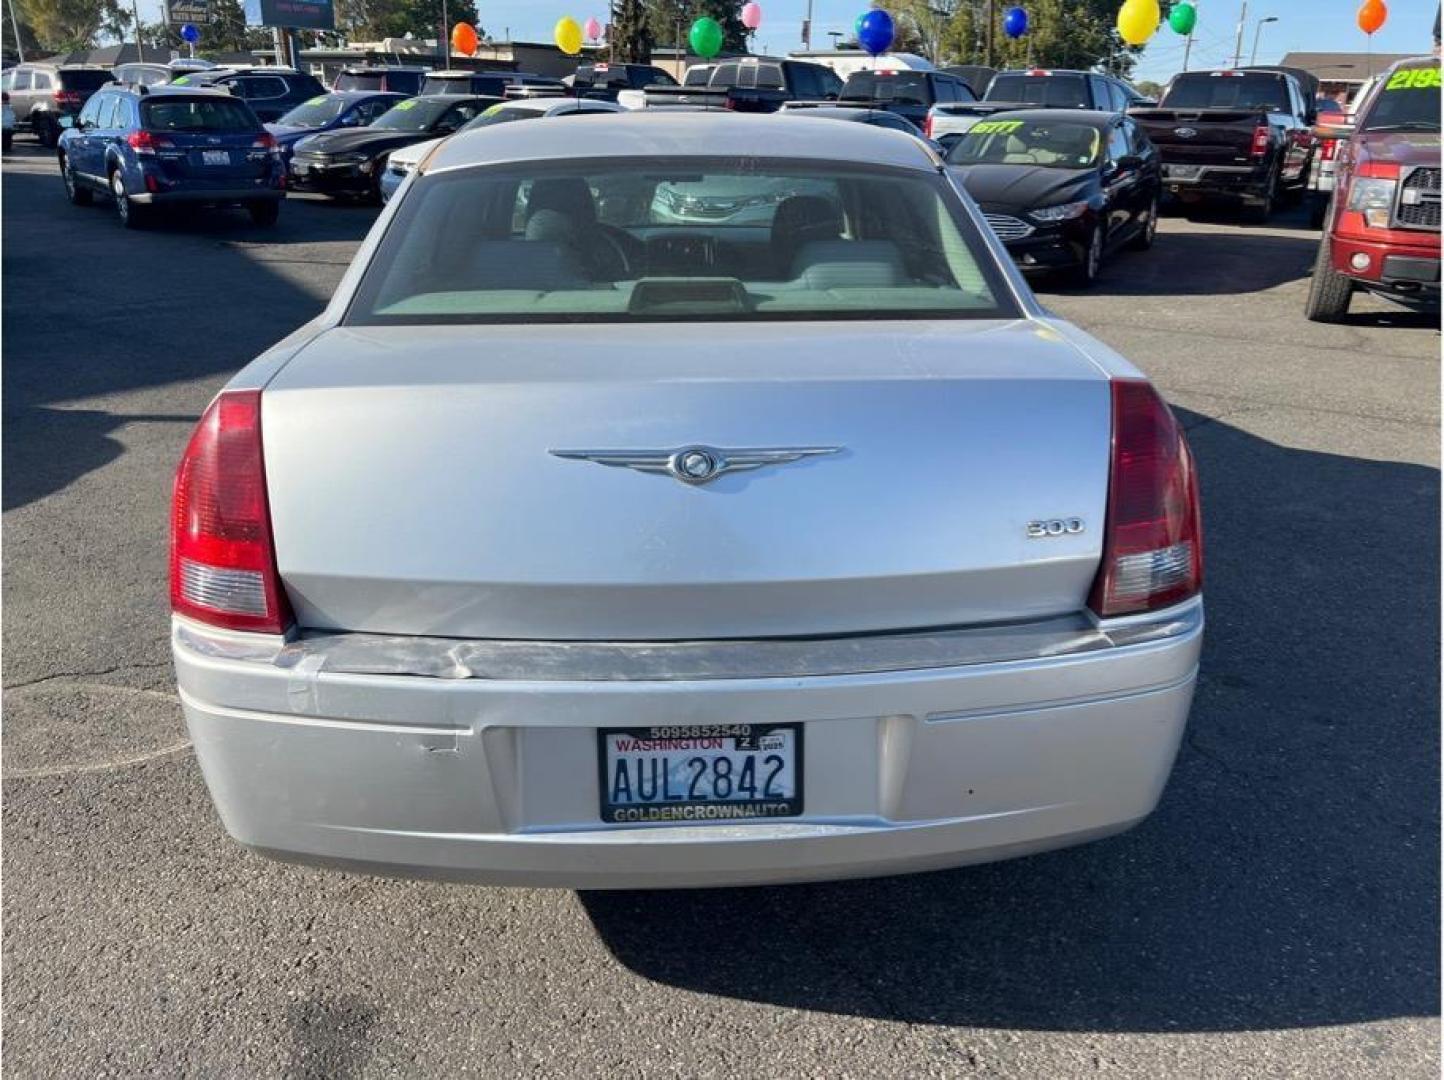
[58,115,75,129]
[1115,153,1142,171]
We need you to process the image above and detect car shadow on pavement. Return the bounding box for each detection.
[1046,229,1322,297]
[2,165,369,511]
[581,409,1440,1034]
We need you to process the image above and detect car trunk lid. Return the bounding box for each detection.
[261,319,1112,640]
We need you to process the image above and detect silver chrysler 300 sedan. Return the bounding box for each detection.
[171,113,1203,889]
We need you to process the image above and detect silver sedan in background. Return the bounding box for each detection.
[170,113,1203,889]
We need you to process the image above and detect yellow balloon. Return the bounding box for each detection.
[554,16,584,55]
[1116,0,1160,45]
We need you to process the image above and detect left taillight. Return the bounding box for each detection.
[170,390,292,635]
[923,112,934,138]
[1088,380,1203,619]
[1250,123,1270,158]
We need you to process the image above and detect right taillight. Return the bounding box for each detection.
[1088,379,1203,618]
[923,113,934,138]
[170,390,292,635]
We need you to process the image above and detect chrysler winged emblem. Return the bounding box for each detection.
[1174,126,1198,138]
[550,445,841,486]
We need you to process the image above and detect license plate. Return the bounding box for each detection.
[1166,164,1201,179]
[202,149,230,166]
[598,723,802,824]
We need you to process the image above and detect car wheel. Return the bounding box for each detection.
[60,152,92,205]
[247,199,280,226]
[111,169,148,229]
[37,115,58,148]
[1070,223,1105,287]
[1304,237,1353,323]
[1308,194,1329,230]
[1129,196,1158,251]
[1246,166,1278,224]
[368,157,386,205]
[2,131,12,152]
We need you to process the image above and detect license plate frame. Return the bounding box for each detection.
[1166,164,1202,180]
[201,149,231,166]
[597,723,804,825]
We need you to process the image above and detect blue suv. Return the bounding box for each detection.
[57,85,285,228]
[264,90,405,164]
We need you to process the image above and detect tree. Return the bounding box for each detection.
[1134,78,1164,99]
[645,1,745,55]
[611,0,652,62]
[890,0,1142,76]
[15,0,124,51]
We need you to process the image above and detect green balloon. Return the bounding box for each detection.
[690,16,724,58]
[1168,2,1197,34]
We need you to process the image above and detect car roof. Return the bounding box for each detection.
[136,85,236,98]
[429,111,939,173]
[327,89,406,99]
[342,65,429,72]
[973,107,1119,127]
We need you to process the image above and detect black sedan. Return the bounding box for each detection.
[945,109,1161,286]
[288,95,497,202]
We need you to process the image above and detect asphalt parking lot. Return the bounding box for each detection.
[2,137,1438,1077]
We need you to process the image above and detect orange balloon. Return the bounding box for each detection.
[1357,0,1386,35]
[451,21,479,56]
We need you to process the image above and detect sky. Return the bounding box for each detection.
[143,0,1437,83]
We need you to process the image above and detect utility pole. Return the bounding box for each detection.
[985,0,994,66]
[1231,0,1246,68]
[1249,15,1276,65]
[7,0,24,60]
[131,0,143,59]
[803,0,812,49]
[1181,0,1198,70]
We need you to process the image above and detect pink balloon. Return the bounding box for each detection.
[584,15,602,39]
[741,1,763,29]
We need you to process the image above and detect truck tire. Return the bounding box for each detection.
[1304,238,1353,323]
[1308,193,1329,230]
[1245,165,1278,224]
[37,114,59,148]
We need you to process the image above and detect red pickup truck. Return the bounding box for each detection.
[1305,56,1440,322]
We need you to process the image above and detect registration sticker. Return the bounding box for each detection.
[970,119,1025,134]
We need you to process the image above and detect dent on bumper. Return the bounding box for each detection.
[174,602,1203,888]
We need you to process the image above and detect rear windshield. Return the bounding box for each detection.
[842,72,931,105]
[710,63,784,90]
[59,69,115,92]
[985,73,1088,107]
[345,158,1014,325]
[334,72,383,92]
[947,118,1101,168]
[423,75,504,96]
[1161,73,1289,111]
[1359,64,1441,132]
[142,97,259,131]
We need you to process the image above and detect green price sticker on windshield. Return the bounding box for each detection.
[393,99,418,110]
[305,95,327,105]
[482,103,505,116]
[970,119,1025,134]
[1386,67,1441,90]
[172,75,190,85]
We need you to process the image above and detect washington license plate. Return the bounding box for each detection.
[202,149,230,166]
[598,723,802,824]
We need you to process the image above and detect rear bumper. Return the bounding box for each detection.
[173,601,1203,889]
[132,187,284,205]
[1162,161,1271,199]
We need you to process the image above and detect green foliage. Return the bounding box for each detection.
[611,0,653,62]
[888,0,1141,76]
[15,0,124,51]
[1134,78,1164,98]
[645,1,745,54]
[332,0,479,43]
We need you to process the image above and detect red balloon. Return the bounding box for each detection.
[1357,0,1386,35]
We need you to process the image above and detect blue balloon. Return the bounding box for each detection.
[856,9,895,55]
[1002,6,1028,38]
[180,22,200,42]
